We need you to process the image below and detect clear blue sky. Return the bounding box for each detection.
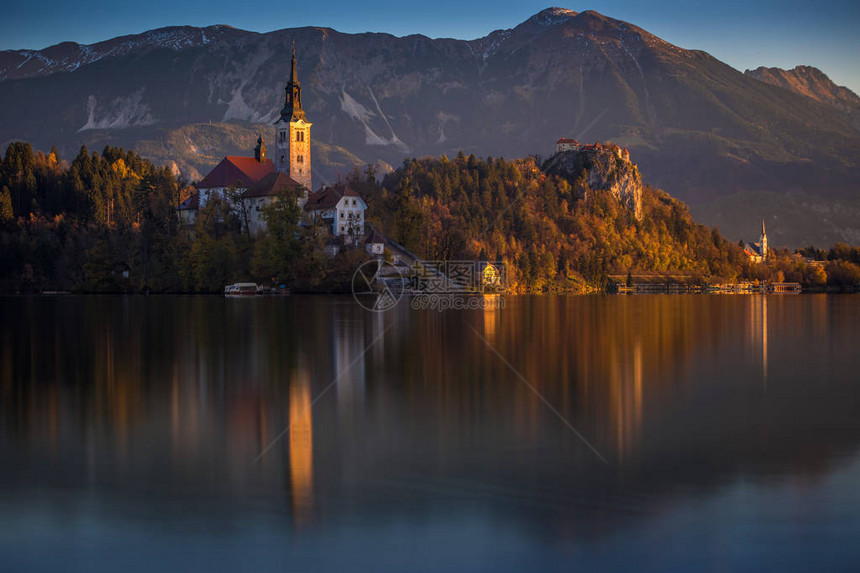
[4,0,859,93]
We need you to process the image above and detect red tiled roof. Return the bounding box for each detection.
[197,156,274,189]
[242,172,302,199]
[556,137,578,144]
[581,142,604,150]
[304,184,361,211]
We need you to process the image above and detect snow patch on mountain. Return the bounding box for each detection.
[219,46,273,122]
[340,89,375,123]
[529,7,578,27]
[366,86,409,152]
[339,88,409,151]
[480,30,511,62]
[222,87,255,122]
[78,89,156,131]
[1,26,237,82]
[436,125,447,145]
[339,89,388,145]
[435,111,459,145]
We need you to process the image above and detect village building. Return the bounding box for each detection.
[365,228,386,257]
[744,219,769,263]
[479,261,503,291]
[177,136,275,226]
[303,184,367,242]
[241,171,303,236]
[178,44,370,244]
[555,137,579,153]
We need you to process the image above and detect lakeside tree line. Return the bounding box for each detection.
[0,142,363,293]
[1,142,859,293]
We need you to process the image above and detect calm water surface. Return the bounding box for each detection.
[1,295,859,572]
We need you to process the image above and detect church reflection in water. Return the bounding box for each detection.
[288,366,313,524]
[2,293,856,533]
[747,295,768,386]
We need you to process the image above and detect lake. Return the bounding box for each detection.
[1,294,858,572]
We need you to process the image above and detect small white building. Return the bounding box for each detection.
[555,137,580,153]
[365,228,386,256]
[303,184,367,244]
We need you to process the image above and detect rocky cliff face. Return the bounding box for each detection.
[543,146,643,219]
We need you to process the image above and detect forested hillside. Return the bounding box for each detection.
[358,153,749,292]
[357,153,860,291]
[2,143,858,294]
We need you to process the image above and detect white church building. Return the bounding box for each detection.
[178,44,367,241]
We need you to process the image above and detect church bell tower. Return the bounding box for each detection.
[759,219,768,260]
[254,134,266,162]
[275,42,312,199]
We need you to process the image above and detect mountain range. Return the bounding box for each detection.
[1,7,859,246]
[745,65,860,118]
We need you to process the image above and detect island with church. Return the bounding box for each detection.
[1,43,858,294]
[177,45,373,257]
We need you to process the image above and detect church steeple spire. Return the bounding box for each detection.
[290,42,298,84]
[280,41,306,122]
[274,40,312,193]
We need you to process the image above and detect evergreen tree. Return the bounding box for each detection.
[0,186,13,223]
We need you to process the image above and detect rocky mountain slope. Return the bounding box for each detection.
[744,65,860,114]
[1,7,859,246]
[0,25,249,81]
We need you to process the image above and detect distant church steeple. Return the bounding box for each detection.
[759,218,768,260]
[274,40,312,196]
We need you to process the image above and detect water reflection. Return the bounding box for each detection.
[288,366,313,524]
[1,295,859,572]
[748,295,768,386]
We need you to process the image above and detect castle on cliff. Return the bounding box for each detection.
[548,137,642,219]
[556,137,630,161]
